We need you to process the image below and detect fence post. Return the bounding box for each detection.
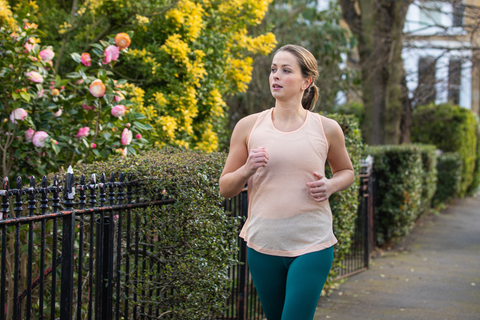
[361,156,374,269]
[95,172,112,320]
[60,166,76,320]
[237,191,248,320]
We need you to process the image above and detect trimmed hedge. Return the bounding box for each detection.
[433,152,463,205]
[416,144,438,216]
[323,113,364,282]
[467,115,480,196]
[366,145,423,245]
[74,148,239,319]
[412,103,477,198]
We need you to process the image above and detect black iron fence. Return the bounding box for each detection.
[0,158,375,320]
[0,167,175,320]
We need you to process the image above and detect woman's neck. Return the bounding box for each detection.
[272,101,307,132]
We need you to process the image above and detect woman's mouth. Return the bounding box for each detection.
[272,84,282,90]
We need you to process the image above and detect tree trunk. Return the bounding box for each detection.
[400,70,412,144]
[339,0,412,145]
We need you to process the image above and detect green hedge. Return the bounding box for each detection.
[415,144,438,216]
[323,113,364,283]
[366,145,423,245]
[74,148,238,319]
[433,152,463,205]
[467,115,480,196]
[412,103,477,198]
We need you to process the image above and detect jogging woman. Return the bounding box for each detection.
[219,44,355,320]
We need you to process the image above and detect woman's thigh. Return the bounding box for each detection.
[247,248,288,320]
[282,246,334,320]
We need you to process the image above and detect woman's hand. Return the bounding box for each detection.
[306,172,333,202]
[243,147,269,177]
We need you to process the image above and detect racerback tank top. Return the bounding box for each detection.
[239,108,337,257]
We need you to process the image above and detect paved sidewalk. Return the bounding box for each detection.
[314,196,480,320]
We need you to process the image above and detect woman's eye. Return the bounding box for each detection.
[284,69,290,73]
[271,68,276,72]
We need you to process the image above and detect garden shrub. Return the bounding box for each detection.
[433,152,463,206]
[412,103,477,198]
[415,144,438,216]
[467,115,480,196]
[323,113,363,284]
[75,148,238,319]
[366,145,423,245]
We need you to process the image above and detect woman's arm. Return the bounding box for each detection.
[219,114,268,199]
[306,117,355,201]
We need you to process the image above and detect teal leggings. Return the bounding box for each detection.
[248,246,334,320]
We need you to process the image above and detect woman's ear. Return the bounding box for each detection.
[303,77,313,90]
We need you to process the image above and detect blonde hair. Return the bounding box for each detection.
[275,44,319,111]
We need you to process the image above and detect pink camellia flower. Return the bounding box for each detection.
[82,103,95,111]
[91,143,97,148]
[114,91,125,102]
[135,133,142,139]
[122,147,127,156]
[103,45,119,64]
[39,49,55,62]
[37,89,45,98]
[81,53,91,67]
[76,79,84,85]
[121,128,132,146]
[126,123,131,127]
[24,43,34,52]
[28,37,35,44]
[32,131,49,147]
[25,128,35,142]
[52,140,58,145]
[54,109,62,117]
[10,108,28,124]
[26,71,43,83]
[75,127,90,138]
[89,79,105,98]
[111,105,126,117]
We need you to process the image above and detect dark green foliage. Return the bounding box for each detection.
[433,152,463,206]
[333,102,365,130]
[467,116,480,196]
[323,114,363,282]
[74,148,239,319]
[412,103,477,198]
[366,145,423,245]
[415,144,438,216]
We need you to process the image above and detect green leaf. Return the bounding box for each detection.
[51,142,60,155]
[103,132,112,140]
[135,113,147,120]
[92,149,101,157]
[71,53,82,63]
[67,72,81,78]
[20,91,31,102]
[82,138,89,148]
[133,122,153,131]
[90,43,103,51]
[99,40,110,48]
[126,31,134,39]
[12,93,20,100]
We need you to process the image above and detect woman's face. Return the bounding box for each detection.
[269,51,310,101]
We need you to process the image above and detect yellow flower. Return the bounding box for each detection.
[160,34,190,65]
[0,0,18,31]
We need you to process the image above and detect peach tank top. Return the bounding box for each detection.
[239,108,337,257]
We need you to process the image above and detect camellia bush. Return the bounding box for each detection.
[8,0,277,152]
[0,22,151,179]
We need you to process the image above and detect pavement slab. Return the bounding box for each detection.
[314,196,480,320]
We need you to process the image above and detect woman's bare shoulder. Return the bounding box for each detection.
[319,115,343,138]
[231,111,266,141]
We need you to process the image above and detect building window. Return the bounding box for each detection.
[417,57,437,106]
[448,59,462,105]
[419,1,443,27]
[452,2,464,27]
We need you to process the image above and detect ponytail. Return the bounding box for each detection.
[302,83,319,111]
